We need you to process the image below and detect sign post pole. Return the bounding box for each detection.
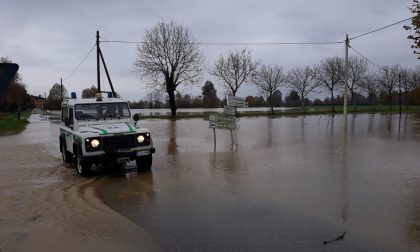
[213,128,216,152]
[209,95,247,151]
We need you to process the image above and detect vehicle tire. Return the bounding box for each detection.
[74,149,92,177]
[136,154,152,172]
[61,141,73,163]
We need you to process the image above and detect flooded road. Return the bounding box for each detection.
[2,112,420,251]
[0,112,158,252]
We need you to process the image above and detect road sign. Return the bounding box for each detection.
[227,100,248,107]
[226,95,248,107]
[227,95,244,102]
[209,121,237,130]
[209,114,238,123]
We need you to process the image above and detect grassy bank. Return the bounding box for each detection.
[0,110,31,136]
[137,105,420,119]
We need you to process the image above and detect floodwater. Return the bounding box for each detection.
[2,111,420,251]
[131,107,290,116]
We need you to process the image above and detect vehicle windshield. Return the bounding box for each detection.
[75,103,131,120]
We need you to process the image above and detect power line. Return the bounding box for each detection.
[349,45,381,69]
[63,44,96,81]
[101,16,412,46]
[64,17,412,81]
[100,40,343,45]
[350,17,412,40]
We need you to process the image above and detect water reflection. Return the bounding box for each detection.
[386,113,393,135]
[406,178,420,248]
[95,170,156,215]
[210,151,239,175]
[368,113,375,135]
[300,116,306,143]
[167,120,177,155]
[340,125,349,224]
[350,114,356,135]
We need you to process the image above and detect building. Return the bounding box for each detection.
[30,95,45,109]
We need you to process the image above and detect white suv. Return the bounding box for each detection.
[59,93,155,176]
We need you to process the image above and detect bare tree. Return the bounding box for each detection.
[376,65,400,109]
[134,20,205,117]
[360,73,379,106]
[315,56,344,112]
[251,64,286,114]
[405,66,420,109]
[348,56,368,109]
[287,66,317,113]
[211,48,258,96]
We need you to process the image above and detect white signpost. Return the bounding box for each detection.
[210,95,246,151]
[209,114,239,130]
[226,95,248,108]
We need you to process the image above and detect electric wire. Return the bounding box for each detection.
[64,16,413,82]
[348,45,382,70]
[63,43,96,81]
[100,40,343,45]
[350,17,412,40]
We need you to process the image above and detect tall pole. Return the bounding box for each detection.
[96,30,101,93]
[60,78,63,102]
[344,34,349,118]
[99,49,116,97]
[213,128,216,152]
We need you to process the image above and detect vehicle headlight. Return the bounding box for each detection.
[137,135,145,143]
[91,139,100,148]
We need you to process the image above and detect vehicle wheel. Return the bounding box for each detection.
[136,154,152,172]
[75,150,92,177]
[61,142,73,163]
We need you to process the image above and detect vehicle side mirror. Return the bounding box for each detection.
[64,117,70,126]
[133,113,140,122]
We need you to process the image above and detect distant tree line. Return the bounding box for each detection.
[133,20,420,116]
[129,80,223,109]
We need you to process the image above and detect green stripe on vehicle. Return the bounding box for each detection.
[91,127,108,135]
[126,123,135,133]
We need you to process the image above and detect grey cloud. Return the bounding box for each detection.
[1,0,417,100]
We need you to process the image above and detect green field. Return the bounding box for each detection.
[0,110,31,136]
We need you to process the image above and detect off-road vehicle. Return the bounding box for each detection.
[59,92,155,176]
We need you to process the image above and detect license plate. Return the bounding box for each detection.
[117,157,130,163]
[136,150,150,156]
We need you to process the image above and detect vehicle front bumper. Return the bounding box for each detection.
[83,147,155,164]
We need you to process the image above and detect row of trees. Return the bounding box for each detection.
[134,20,420,117]
[129,81,223,109]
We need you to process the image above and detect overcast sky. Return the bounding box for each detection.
[1,0,417,101]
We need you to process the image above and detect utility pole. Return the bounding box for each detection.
[96,30,101,93]
[60,78,63,102]
[344,34,349,118]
